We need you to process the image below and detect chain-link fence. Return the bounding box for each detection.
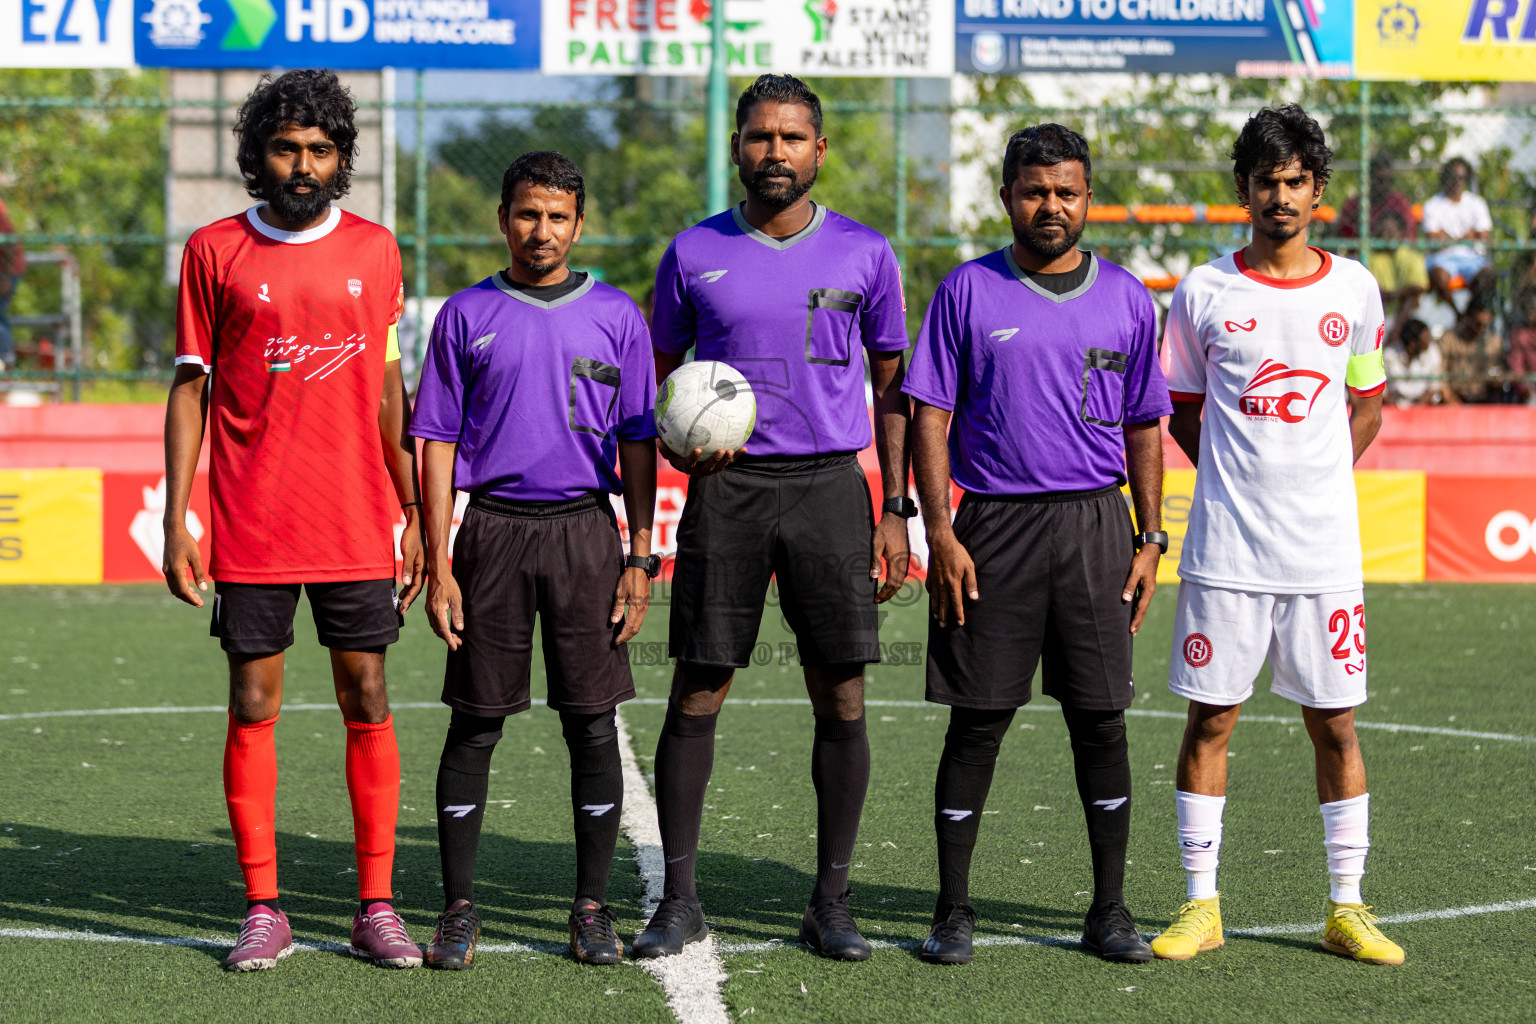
[2,69,1534,403]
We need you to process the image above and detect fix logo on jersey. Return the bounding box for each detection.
[1224,318,1257,333]
[1239,359,1331,423]
[700,269,729,283]
[1183,632,1213,668]
[990,328,1020,341]
[257,283,271,303]
[1318,312,1350,347]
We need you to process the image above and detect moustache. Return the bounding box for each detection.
[753,164,798,182]
[1262,206,1299,218]
[281,175,324,192]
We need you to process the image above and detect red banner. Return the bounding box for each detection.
[102,472,213,583]
[1426,476,1536,582]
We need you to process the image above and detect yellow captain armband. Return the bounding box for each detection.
[1346,348,1385,391]
[385,323,401,362]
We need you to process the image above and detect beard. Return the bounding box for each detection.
[1013,211,1085,260]
[261,168,345,225]
[513,246,567,277]
[1258,205,1304,242]
[741,160,817,211]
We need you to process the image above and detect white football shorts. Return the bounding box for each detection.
[1167,581,1369,709]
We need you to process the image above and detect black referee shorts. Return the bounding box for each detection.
[668,453,880,668]
[210,579,400,655]
[926,485,1137,712]
[443,493,635,717]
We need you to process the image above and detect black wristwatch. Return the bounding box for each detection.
[625,554,662,578]
[1134,531,1170,553]
[882,496,918,519]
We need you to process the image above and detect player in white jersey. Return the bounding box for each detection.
[1149,106,1404,967]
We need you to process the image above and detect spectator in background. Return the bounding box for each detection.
[1423,158,1494,307]
[1368,208,1428,320]
[1506,286,1536,404]
[0,193,24,370]
[1335,153,1418,242]
[1385,318,1456,407]
[1436,295,1503,403]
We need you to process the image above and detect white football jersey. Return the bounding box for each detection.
[1163,248,1386,594]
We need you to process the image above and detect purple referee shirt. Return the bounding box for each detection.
[651,204,909,456]
[411,273,657,501]
[903,248,1172,495]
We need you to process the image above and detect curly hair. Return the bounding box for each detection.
[1001,123,1092,190]
[234,69,357,200]
[736,74,823,136]
[1230,104,1332,208]
[501,151,585,219]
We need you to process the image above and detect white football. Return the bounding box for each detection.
[655,360,756,455]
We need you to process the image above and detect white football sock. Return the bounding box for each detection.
[1321,792,1370,904]
[1176,790,1226,900]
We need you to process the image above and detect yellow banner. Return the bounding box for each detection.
[1357,0,1536,80]
[1139,469,1425,584]
[0,469,104,584]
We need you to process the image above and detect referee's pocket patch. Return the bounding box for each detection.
[1080,348,1129,427]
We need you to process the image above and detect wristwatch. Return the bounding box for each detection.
[626,554,662,578]
[882,496,918,519]
[1134,531,1170,553]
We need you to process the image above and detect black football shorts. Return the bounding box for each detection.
[926,485,1137,712]
[668,453,880,668]
[211,578,401,655]
[442,492,635,717]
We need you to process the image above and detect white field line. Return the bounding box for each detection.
[6,896,1534,958]
[1,699,1530,744]
[614,709,730,1024]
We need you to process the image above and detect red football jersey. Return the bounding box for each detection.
[175,206,404,583]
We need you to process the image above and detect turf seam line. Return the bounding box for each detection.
[613,709,731,1024]
[4,700,1531,744]
[8,897,1534,957]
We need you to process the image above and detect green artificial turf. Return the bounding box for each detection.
[1,582,1533,1023]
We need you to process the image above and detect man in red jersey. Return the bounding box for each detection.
[161,70,426,972]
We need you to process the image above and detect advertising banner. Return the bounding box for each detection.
[955,0,1353,77]
[3,0,137,67]
[1426,475,1536,581]
[134,0,541,68]
[102,472,213,583]
[1355,0,1536,80]
[544,0,954,77]
[0,469,103,584]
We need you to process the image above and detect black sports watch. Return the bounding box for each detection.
[626,554,662,578]
[882,496,918,519]
[1134,531,1170,553]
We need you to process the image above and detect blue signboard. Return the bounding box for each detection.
[134,0,540,68]
[955,0,1353,78]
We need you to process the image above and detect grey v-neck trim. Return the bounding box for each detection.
[730,202,827,251]
[492,270,596,309]
[1004,248,1099,303]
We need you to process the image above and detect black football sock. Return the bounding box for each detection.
[811,713,870,901]
[246,898,281,915]
[435,709,505,908]
[653,701,718,903]
[1062,706,1132,908]
[934,706,1014,909]
[560,708,624,905]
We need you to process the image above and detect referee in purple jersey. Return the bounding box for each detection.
[636,75,913,962]
[903,125,1171,965]
[411,152,658,969]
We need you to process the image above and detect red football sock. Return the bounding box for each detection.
[224,713,280,902]
[345,715,400,902]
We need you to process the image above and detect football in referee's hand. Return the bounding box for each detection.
[656,360,756,455]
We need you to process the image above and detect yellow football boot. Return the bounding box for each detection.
[1322,901,1405,965]
[1150,896,1223,960]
